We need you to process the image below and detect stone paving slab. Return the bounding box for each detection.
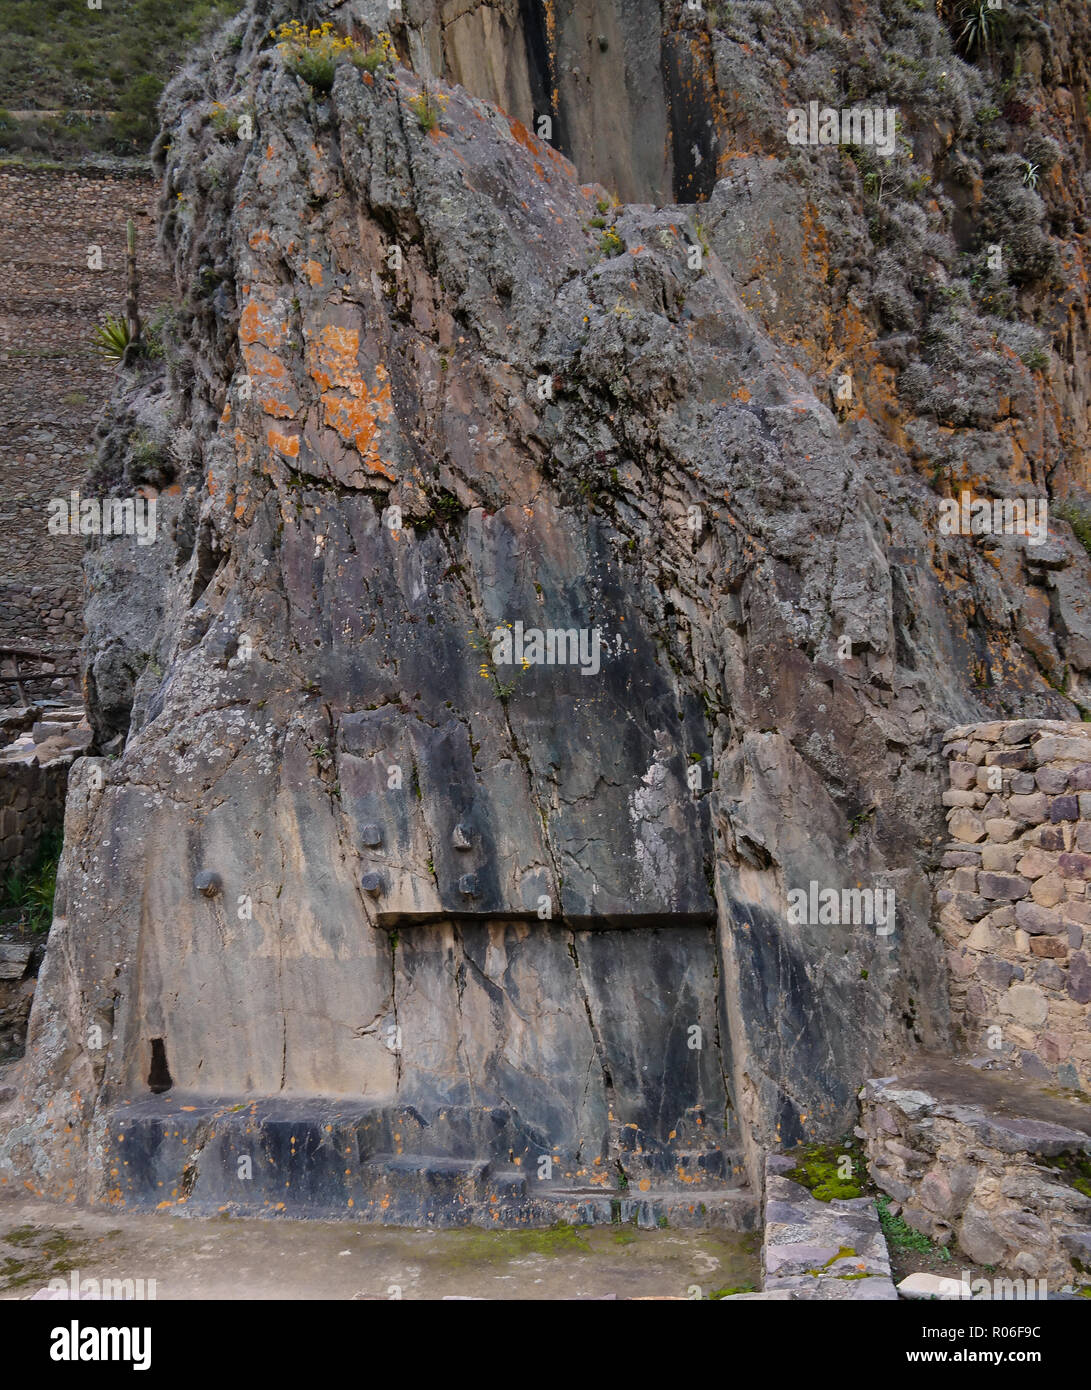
[754,1154,898,1300]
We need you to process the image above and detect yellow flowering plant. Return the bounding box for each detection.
[272,19,357,93]
[353,31,398,75]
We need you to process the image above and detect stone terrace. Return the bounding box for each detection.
[0,167,173,671]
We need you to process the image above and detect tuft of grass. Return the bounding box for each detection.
[1,826,62,934]
[876,1194,950,1257]
[352,32,396,75]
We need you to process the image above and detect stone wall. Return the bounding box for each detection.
[861,1071,1091,1285]
[0,758,69,878]
[0,167,173,673]
[939,719,1091,1092]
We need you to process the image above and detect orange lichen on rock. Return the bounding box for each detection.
[322,388,395,477]
[233,426,254,470]
[306,323,361,392]
[239,299,287,349]
[306,323,397,477]
[242,343,296,418]
[267,427,300,458]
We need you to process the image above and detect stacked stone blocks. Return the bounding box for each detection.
[939,719,1091,1092]
[0,759,68,878]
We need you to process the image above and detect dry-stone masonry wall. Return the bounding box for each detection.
[940,719,1091,1091]
[0,168,172,672]
[0,759,68,878]
[861,1067,1091,1284]
[0,703,89,876]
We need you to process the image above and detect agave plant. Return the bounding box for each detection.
[955,0,1005,57]
[91,314,132,363]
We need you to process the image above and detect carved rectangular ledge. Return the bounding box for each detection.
[374,910,718,929]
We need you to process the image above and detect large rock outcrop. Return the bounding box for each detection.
[3,0,1091,1216]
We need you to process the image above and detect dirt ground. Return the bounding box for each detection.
[0,1195,760,1301]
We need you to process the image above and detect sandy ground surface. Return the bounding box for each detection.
[0,1195,760,1300]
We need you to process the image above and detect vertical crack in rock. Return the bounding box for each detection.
[565,934,617,1170]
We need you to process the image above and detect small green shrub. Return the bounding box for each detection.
[408,86,446,132]
[110,73,164,149]
[598,228,624,257]
[1,828,63,934]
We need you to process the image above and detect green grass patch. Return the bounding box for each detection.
[876,1195,950,1258]
[435,1222,591,1265]
[1,825,62,933]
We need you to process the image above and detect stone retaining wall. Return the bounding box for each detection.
[861,1074,1091,1285]
[939,719,1091,1091]
[0,167,173,670]
[0,758,70,877]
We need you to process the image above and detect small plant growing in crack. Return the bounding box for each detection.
[352,30,396,76]
[467,622,527,703]
[691,218,712,260]
[597,227,624,257]
[409,83,447,132]
[848,806,875,837]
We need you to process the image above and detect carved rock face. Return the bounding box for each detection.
[6,0,1091,1214]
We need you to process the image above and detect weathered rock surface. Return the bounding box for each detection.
[4,0,1091,1219]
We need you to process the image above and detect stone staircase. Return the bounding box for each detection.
[101,1095,758,1231]
[721,1155,897,1300]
